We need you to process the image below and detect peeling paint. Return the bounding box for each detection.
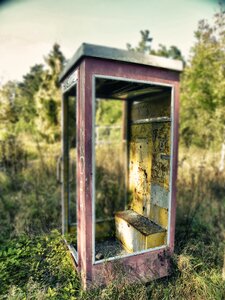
[129,123,170,212]
[151,122,170,190]
[151,184,169,209]
[129,137,152,217]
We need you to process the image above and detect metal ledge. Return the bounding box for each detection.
[59,43,183,82]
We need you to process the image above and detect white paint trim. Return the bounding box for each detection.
[94,245,168,265]
[92,74,174,264]
[167,86,175,246]
[95,74,174,88]
[75,80,79,265]
[92,75,96,265]
[63,238,78,265]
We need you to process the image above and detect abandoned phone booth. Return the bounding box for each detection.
[58,43,183,288]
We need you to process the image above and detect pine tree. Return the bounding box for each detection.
[35,44,66,142]
[126,29,184,62]
[126,30,153,54]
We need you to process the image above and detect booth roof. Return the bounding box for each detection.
[59,43,183,83]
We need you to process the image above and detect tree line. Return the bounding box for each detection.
[0,5,224,166]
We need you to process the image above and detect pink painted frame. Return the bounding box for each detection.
[76,57,180,288]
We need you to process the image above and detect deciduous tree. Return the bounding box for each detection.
[180,5,225,157]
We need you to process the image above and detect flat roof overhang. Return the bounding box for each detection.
[59,43,183,83]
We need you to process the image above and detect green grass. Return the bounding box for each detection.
[0,149,225,299]
[0,231,80,299]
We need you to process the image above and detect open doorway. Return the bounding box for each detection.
[93,77,173,262]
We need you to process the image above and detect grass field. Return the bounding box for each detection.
[0,147,224,299]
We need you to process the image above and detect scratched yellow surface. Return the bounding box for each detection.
[151,122,170,190]
[150,205,168,229]
[129,131,152,217]
[128,100,171,223]
[146,231,167,249]
[129,124,170,209]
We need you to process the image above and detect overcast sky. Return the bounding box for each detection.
[0,0,221,84]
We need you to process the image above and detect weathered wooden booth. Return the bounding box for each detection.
[58,43,183,288]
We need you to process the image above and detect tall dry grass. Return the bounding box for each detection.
[0,146,224,299]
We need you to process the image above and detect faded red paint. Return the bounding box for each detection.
[73,56,180,288]
[92,247,170,286]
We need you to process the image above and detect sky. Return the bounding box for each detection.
[0,0,222,84]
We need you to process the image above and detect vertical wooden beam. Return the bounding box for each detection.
[84,61,93,287]
[77,60,93,288]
